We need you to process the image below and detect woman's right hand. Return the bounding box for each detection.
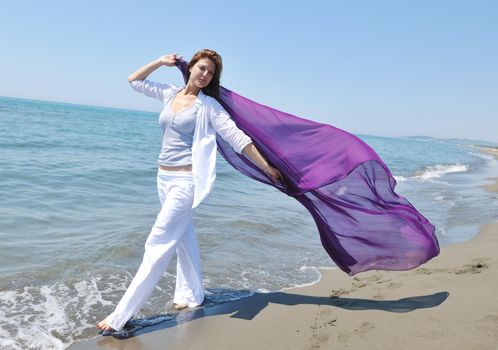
[158,54,182,67]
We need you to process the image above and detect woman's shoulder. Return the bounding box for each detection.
[203,94,223,110]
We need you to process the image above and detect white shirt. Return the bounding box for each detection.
[130,79,252,208]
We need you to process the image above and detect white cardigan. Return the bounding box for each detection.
[130,80,252,208]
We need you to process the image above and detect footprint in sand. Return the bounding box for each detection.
[356,322,375,339]
[337,322,375,343]
[376,278,392,284]
[351,274,385,289]
[454,261,488,274]
[481,314,498,323]
[330,274,394,299]
[415,267,436,275]
[337,332,350,343]
[387,282,402,289]
[330,288,351,298]
[416,260,489,276]
[310,310,337,349]
[372,293,384,300]
[354,274,383,283]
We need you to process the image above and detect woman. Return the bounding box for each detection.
[97,49,282,332]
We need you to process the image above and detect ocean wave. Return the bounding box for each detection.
[392,164,468,183]
[468,151,498,167]
[414,164,469,181]
[393,175,408,182]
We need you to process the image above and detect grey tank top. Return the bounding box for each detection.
[158,95,198,166]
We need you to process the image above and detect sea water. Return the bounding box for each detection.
[1,96,497,349]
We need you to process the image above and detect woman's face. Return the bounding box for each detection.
[189,57,216,89]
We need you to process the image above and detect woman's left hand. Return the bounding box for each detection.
[264,166,284,184]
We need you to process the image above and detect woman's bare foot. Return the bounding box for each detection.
[173,303,188,310]
[96,319,115,332]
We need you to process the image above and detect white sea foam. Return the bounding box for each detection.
[0,333,17,349]
[280,265,323,290]
[414,164,468,181]
[0,285,69,350]
[394,175,408,182]
[0,274,132,350]
[437,226,448,236]
[469,151,498,167]
[316,266,340,270]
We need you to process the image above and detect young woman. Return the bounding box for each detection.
[96,49,282,332]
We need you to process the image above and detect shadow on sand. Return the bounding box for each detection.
[98,289,449,341]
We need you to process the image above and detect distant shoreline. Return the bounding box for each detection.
[473,144,498,155]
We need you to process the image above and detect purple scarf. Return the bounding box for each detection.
[177,60,439,276]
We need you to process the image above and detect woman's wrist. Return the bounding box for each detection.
[153,59,166,68]
[261,163,272,172]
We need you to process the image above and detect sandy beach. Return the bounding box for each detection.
[69,154,498,350]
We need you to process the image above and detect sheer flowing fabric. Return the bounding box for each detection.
[176,60,439,276]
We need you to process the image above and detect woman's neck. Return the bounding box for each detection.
[184,82,201,96]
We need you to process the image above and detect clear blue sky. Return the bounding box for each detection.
[1,0,497,142]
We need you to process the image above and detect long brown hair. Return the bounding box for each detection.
[187,49,223,98]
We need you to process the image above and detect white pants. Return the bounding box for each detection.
[105,169,204,331]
